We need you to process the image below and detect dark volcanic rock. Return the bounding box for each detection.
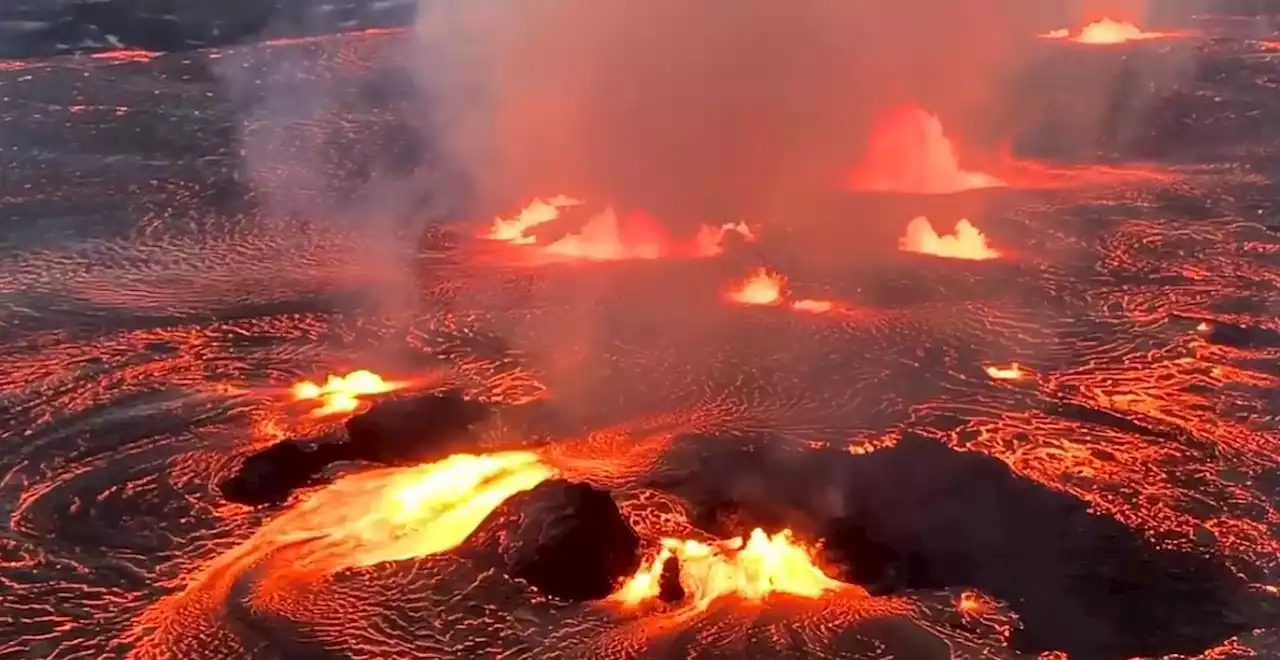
[220,390,495,506]
[657,431,1270,660]
[344,389,492,465]
[501,480,642,602]
[219,440,353,506]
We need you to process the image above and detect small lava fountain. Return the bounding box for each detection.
[848,105,1005,194]
[614,528,849,611]
[1040,18,1177,45]
[483,197,754,264]
[899,217,1001,261]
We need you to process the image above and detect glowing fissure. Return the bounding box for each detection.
[615,528,845,610]
[900,217,1001,261]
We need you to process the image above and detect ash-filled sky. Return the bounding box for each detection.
[410,0,1172,216]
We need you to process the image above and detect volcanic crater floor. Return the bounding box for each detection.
[0,23,1279,660]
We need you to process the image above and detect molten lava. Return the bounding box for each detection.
[726,268,785,306]
[224,452,554,576]
[900,217,1001,261]
[848,105,1005,194]
[1040,19,1174,45]
[984,363,1023,380]
[291,370,400,416]
[615,528,845,611]
[483,198,754,264]
[792,299,836,314]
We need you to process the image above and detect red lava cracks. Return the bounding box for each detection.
[0,19,1278,660]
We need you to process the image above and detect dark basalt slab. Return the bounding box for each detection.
[343,388,492,465]
[220,389,494,506]
[653,431,1274,660]
[498,480,642,602]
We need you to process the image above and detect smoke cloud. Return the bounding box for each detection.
[411,0,1076,219]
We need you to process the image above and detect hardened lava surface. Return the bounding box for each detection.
[2,24,1280,660]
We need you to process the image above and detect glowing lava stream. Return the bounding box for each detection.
[614,528,848,611]
[291,370,402,416]
[848,105,1005,194]
[725,268,839,313]
[900,217,1001,261]
[483,197,754,263]
[1040,18,1176,44]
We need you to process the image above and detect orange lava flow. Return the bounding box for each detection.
[291,370,400,417]
[900,217,1001,261]
[848,105,1005,194]
[984,363,1023,380]
[483,198,754,264]
[88,49,161,64]
[726,268,785,306]
[218,452,551,577]
[1040,19,1174,45]
[131,452,557,655]
[614,528,845,611]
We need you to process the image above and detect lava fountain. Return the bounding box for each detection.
[483,198,754,264]
[291,370,401,416]
[1040,19,1177,45]
[726,268,785,306]
[614,528,848,611]
[848,105,1005,194]
[899,217,1001,261]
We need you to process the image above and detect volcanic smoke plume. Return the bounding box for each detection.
[412,0,1060,217]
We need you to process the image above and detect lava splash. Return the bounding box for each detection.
[899,217,1001,261]
[848,105,1005,194]
[1040,19,1177,45]
[614,528,848,611]
[725,268,840,313]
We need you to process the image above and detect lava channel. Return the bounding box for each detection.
[614,528,852,612]
[483,197,754,264]
[1040,18,1179,45]
[724,268,840,314]
[847,105,1005,194]
[899,216,1001,261]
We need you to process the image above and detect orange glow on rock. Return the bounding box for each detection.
[849,105,1005,194]
[291,370,400,417]
[900,217,1001,261]
[614,528,845,610]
